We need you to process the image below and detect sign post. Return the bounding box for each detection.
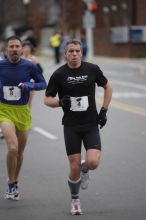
[82,0,96,60]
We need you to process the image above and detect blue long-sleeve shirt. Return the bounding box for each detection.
[0,58,47,105]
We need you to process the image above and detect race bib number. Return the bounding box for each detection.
[70,96,89,111]
[3,86,21,101]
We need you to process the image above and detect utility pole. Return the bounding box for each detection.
[82,0,98,59]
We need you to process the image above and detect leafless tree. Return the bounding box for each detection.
[58,0,85,36]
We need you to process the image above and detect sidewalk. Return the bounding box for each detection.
[39,49,146,75]
[91,56,146,75]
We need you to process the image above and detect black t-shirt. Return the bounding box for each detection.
[46,61,108,126]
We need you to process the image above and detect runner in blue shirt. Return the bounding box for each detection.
[0,36,47,200]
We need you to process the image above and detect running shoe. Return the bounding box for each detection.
[80,160,90,190]
[70,199,83,215]
[5,181,20,201]
[14,181,20,201]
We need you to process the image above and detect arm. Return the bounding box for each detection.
[18,80,46,91]
[44,96,60,108]
[98,81,112,129]
[18,64,47,91]
[44,71,71,109]
[30,65,46,90]
[44,95,71,110]
[102,81,112,109]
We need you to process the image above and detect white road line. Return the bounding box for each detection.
[97,98,146,116]
[97,91,146,99]
[32,126,57,140]
[106,71,132,76]
[111,79,146,90]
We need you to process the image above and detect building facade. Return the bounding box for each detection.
[94,0,146,57]
[0,0,146,57]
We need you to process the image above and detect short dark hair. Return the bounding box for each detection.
[22,41,31,47]
[6,36,22,45]
[22,40,33,50]
[65,39,81,47]
[64,39,81,51]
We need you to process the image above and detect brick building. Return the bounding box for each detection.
[0,0,146,57]
[94,0,146,57]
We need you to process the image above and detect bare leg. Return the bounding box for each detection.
[68,153,81,181]
[1,122,18,182]
[1,122,29,182]
[85,149,101,170]
[80,149,101,190]
[15,129,29,181]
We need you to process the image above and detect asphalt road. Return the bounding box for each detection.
[0,57,146,220]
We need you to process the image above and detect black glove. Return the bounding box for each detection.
[98,107,108,129]
[59,95,71,110]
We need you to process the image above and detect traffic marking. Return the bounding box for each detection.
[110,100,146,116]
[97,91,146,99]
[32,126,57,140]
[97,98,146,117]
[112,79,146,90]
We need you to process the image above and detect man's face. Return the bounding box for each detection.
[6,39,22,63]
[64,43,82,68]
[22,45,31,57]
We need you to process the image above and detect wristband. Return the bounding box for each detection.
[101,107,108,113]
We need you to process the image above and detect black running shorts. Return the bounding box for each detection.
[63,124,101,155]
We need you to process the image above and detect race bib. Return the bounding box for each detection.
[3,86,21,101]
[70,96,89,111]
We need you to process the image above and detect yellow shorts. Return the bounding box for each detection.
[0,103,32,131]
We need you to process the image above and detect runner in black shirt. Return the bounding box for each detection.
[44,39,112,215]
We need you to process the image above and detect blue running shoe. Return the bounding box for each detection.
[5,181,20,201]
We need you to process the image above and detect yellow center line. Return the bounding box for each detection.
[96,98,146,117]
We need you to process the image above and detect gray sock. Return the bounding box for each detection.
[68,177,81,199]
